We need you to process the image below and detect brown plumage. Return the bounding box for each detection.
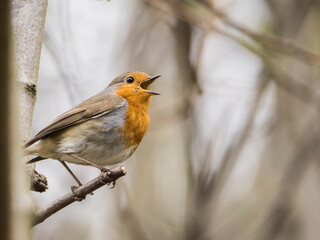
[24,94,124,148]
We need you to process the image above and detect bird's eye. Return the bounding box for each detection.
[126,76,134,83]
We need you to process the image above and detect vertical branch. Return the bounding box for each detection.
[172,19,197,185]
[11,0,48,191]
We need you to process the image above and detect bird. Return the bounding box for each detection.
[24,71,160,186]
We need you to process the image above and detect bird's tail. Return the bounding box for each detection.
[26,156,46,164]
[24,141,47,164]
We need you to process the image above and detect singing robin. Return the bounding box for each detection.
[25,72,160,186]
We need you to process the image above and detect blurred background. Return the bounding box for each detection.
[30,0,320,239]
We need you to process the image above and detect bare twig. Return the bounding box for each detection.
[33,166,126,226]
[215,10,320,66]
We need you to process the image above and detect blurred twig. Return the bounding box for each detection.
[212,76,269,195]
[266,0,316,36]
[217,29,320,110]
[218,12,320,66]
[185,73,269,239]
[144,0,320,110]
[33,166,126,226]
[145,0,320,66]
[118,184,150,240]
[43,32,79,105]
[257,123,320,240]
[0,1,11,239]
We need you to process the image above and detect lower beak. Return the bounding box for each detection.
[140,74,161,95]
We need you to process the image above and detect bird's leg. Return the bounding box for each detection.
[67,153,118,188]
[59,161,93,199]
[59,161,83,186]
[67,153,109,172]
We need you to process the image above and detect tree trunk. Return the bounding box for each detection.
[11,0,49,192]
[9,0,48,239]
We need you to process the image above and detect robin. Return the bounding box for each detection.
[25,71,160,186]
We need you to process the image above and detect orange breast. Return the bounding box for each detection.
[121,99,150,148]
[115,83,152,151]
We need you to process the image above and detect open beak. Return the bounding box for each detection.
[140,74,161,95]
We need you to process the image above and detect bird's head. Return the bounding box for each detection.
[110,72,160,106]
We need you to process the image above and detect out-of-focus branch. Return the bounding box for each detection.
[257,123,320,240]
[216,29,320,110]
[185,75,269,239]
[144,0,320,66]
[144,0,320,108]
[0,0,11,239]
[43,31,81,105]
[33,166,126,226]
[217,11,320,66]
[212,76,269,195]
[149,0,320,111]
[266,0,316,36]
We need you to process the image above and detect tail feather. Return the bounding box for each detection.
[24,139,36,148]
[26,156,46,164]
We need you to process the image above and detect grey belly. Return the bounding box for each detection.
[55,110,135,166]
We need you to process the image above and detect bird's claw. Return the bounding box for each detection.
[71,186,87,201]
[108,180,116,189]
[98,170,116,188]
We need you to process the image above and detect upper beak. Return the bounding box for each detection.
[140,74,161,95]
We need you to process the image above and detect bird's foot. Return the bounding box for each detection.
[98,169,110,184]
[71,186,88,201]
[108,180,116,189]
[98,169,116,188]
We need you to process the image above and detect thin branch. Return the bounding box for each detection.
[215,10,320,66]
[213,27,320,111]
[33,166,126,226]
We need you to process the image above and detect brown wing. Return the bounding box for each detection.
[25,91,125,147]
